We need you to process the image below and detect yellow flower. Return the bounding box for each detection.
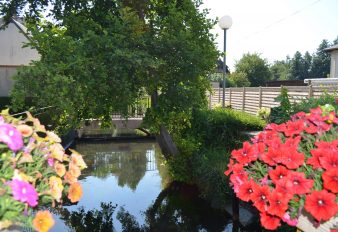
[54,162,66,177]
[17,124,33,137]
[49,176,64,202]
[32,211,55,232]
[50,143,64,162]
[69,149,87,170]
[12,169,34,182]
[47,131,61,143]
[64,171,78,184]
[68,182,83,203]
[69,163,81,178]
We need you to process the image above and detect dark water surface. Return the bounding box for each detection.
[51,141,232,232]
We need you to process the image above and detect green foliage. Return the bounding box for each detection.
[191,147,232,205]
[310,39,331,78]
[227,71,250,87]
[269,59,291,81]
[8,0,218,134]
[188,108,265,149]
[289,51,312,80]
[270,88,338,124]
[270,87,292,124]
[234,53,271,87]
[167,107,265,189]
[292,91,338,115]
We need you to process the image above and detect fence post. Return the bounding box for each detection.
[209,91,212,109]
[229,88,232,107]
[218,87,221,103]
[308,81,313,98]
[242,87,246,111]
[259,86,262,109]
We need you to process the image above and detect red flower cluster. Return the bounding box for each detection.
[225,106,338,230]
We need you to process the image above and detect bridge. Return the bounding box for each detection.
[77,116,150,139]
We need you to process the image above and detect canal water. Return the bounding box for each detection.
[50,140,233,232]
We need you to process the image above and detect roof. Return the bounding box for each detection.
[0,17,30,40]
[325,44,338,52]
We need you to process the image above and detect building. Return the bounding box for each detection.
[0,18,40,97]
[325,44,338,79]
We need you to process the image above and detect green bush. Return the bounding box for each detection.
[270,90,338,124]
[168,107,265,195]
[188,107,265,149]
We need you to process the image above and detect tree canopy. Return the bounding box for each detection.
[1,0,218,134]
[234,53,271,87]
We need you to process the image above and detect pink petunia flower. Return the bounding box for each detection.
[0,124,24,151]
[8,179,38,207]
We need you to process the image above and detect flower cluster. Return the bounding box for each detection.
[225,105,338,230]
[0,109,86,232]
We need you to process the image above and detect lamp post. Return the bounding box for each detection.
[218,15,232,108]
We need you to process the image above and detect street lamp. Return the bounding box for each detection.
[218,15,232,108]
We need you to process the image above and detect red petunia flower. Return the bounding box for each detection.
[304,190,338,221]
[260,149,278,166]
[308,148,326,169]
[224,159,235,176]
[269,165,291,184]
[230,166,248,193]
[252,185,270,212]
[260,212,281,230]
[237,179,257,202]
[284,120,305,137]
[315,140,338,150]
[278,150,305,169]
[275,179,293,199]
[268,190,290,217]
[286,172,314,195]
[319,151,338,170]
[322,168,338,193]
[304,122,318,134]
[231,142,259,164]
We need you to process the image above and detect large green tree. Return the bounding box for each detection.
[234,53,271,87]
[309,39,331,78]
[269,59,291,81]
[1,0,218,157]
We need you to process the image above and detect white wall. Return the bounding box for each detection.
[0,67,17,96]
[0,21,40,65]
[0,20,40,96]
[330,50,338,79]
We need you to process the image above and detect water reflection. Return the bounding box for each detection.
[51,141,231,232]
[55,202,116,232]
[76,142,158,190]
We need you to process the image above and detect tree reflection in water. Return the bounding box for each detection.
[76,142,154,190]
[56,182,230,232]
[56,202,117,232]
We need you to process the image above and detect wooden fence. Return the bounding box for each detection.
[208,85,338,115]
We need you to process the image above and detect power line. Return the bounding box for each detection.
[242,0,323,40]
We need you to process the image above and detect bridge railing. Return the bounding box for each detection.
[112,97,151,118]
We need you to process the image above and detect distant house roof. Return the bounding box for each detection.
[325,44,338,52]
[1,17,30,38]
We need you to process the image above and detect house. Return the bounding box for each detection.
[325,44,338,79]
[304,44,338,86]
[0,18,40,97]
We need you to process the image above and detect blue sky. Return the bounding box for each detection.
[202,0,338,70]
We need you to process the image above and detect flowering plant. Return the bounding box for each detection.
[225,104,338,230]
[0,109,86,232]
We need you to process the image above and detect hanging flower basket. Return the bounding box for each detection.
[0,109,87,232]
[225,104,338,231]
[297,209,338,232]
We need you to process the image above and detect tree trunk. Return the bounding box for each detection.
[151,90,179,159]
